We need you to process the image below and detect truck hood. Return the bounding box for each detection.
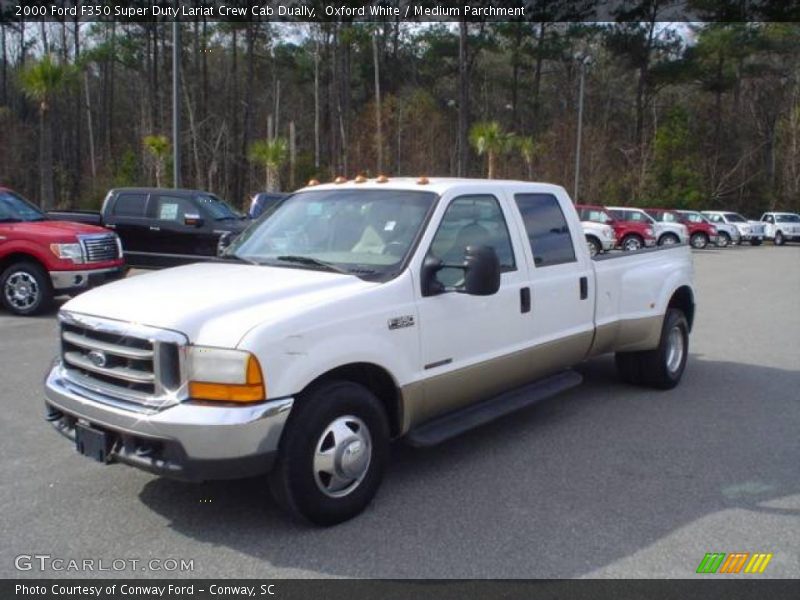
[62,262,377,347]
[4,219,110,240]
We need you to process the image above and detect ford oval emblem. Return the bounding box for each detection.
[87,350,107,368]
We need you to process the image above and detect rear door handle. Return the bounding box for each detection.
[149,226,161,231]
[520,287,531,313]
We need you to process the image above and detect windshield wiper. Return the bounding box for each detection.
[275,255,353,275]
[218,253,260,265]
[0,217,23,223]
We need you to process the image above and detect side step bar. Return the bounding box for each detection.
[405,370,583,447]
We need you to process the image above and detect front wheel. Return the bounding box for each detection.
[615,308,689,390]
[268,380,389,526]
[621,235,643,252]
[716,232,730,248]
[659,233,679,246]
[774,231,785,246]
[690,232,709,249]
[0,261,54,316]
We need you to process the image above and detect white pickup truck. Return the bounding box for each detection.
[44,178,695,525]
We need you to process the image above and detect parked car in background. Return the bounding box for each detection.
[249,192,288,219]
[677,210,738,247]
[702,211,765,245]
[646,208,716,249]
[581,221,616,257]
[0,187,124,316]
[44,177,695,525]
[49,188,249,268]
[576,204,656,251]
[608,206,688,247]
[760,212,800,246]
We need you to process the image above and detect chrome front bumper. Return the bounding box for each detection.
[50,267,125,291]
[44,362,293,481]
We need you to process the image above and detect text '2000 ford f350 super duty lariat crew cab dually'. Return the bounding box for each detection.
[44,178,695,525]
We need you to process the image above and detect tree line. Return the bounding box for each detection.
[0,14,798,216]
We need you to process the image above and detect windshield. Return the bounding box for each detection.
[580,208,612,223]
[227,189,437,278]
[611,209,652,224]
[679,211,708,224]
[724,213,746,223]
[195,193,241,220]
[775,214,800,223]
[0,191,46,222]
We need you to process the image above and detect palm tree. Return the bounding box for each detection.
[248,138,288,192]
[142,135,171,187]
[19,55,74,209]
[516,136,540,180]
[469,121,512,179]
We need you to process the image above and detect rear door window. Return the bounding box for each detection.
[112,193,148,217]
[514,193,576,268]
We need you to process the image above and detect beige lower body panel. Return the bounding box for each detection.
[398,315,664,435]
[400,331,593,433]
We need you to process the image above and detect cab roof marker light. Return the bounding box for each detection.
[307,179,320,186]
[376,175,389,183]
[354,174,368,183]
[333,176,347,184]
[417,176,430,185]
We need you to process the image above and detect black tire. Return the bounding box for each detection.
[774,231,785,246]
[658,233,679,246]
[0,260,53,316]
[716,232,730,248]
[615,308,689,390]
[690,232,708,249]
[586,236,602,257]
[750,238,762,246]
[268,380,389,526]
[621,234,643,252]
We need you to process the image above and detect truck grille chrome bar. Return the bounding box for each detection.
[79,234,121,263]
[58,311,188,410]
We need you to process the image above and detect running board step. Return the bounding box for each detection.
[405,370,583,447]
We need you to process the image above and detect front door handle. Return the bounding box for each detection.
[149,226,161,232]
[579,276,588,300]
[520,287,531,313]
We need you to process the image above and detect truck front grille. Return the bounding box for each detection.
[80,234,120,263]
[59,312,187,409]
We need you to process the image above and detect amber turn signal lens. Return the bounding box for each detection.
[354,174,367,183]
[417,176,429,185]
[376,175,389,183]
[307,178,320,186]
[189,355,266,403]
[334,176,347,184]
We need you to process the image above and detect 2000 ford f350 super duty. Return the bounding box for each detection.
[44,178,695,525]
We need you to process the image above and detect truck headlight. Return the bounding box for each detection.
[645,228,654,236]
[49,243,85,264]
[187,347,265,403]
[603,226,613,238]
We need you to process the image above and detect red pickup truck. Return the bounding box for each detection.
[0,188,125,315]
[576,204,657,251]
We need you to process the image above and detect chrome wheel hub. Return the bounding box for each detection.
[662,236,677,245]
[665,326,685,374]
[691,235,705,248]
[313,415,372,498]
[4,271,39,310]
[624,238,640,251]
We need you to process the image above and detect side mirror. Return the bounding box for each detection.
[462,245,501,296]
[421,256,445,297]
[184,213,204,227]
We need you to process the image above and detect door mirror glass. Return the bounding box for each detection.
[462,245,501,296]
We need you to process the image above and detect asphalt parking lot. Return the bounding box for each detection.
[1,245,798,579]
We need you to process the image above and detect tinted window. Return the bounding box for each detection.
[155,195,196,222]
[612,209,651,223]
[428,195,515,287]
[0,191,45,222]
[195,193,240,220]
[515,193,576,268]
[112,193,147,217]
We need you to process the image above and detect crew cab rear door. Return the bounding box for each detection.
[507,187,595,361]
[105,191,150,253]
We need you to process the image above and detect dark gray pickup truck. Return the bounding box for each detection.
[49,188,249,268]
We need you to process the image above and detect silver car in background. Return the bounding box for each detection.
[702,211,765,245]
[677,210,739,248]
